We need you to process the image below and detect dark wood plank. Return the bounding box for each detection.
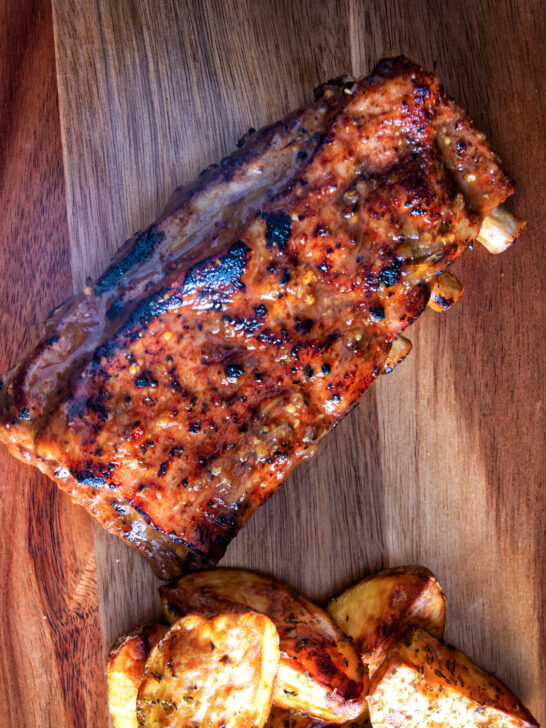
[0,1,107,725]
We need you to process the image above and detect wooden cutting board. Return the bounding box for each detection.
[0,0,543,725]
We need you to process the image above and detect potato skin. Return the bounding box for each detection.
[136,612,279,728]
[107,624,169,728]
[265,706,371,728]
[327,566,445,674]
[367,627,539,728]
[159,569,368,723]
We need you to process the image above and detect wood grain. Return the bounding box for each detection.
[0,0,543,724]
[348,0,546,713]
[0,1,107,726]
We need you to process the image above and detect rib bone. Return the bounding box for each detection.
[382,336,412,374]
[427,272,464,313]
[477,205,525,254]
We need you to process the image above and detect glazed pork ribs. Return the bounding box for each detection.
[0,58,523,578]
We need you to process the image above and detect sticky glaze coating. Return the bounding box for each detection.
[0,58,515,578]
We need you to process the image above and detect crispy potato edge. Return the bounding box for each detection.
[327,565,446,674]
[159,568,368,724]
[265,705,372,728]
[107,623,169,728]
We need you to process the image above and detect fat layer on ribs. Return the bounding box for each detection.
[0,58,516,578]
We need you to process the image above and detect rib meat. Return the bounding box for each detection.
[0,58,519,578]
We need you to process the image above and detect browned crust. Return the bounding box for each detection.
[158,568,368,721]
[108,623,169,683]
[327,565,446,675]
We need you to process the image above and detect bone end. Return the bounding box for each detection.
[382,336,412,374]
[427,272,464,313]
[477,205,525,254]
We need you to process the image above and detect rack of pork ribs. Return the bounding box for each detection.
[0,58,523,578]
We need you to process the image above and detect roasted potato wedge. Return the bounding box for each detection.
[137,612,279,728]
[367,626,539,727]
[265,706,372,728]
[327,566,445,674]
[107,623,169,728]
[159,569,368,723]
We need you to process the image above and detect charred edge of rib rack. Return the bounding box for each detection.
[215,144,266,183]
[106,298,125,320]
[215,117,297,183]
[108,500,212,568]
[3,329,64,413]
[127,293,182,340]
[192,509,242,564]
[94,226,165,295]
[370,56,424,86]
[91,288,183,364]
[194,116,293,188]
[181,239,251,306]
[399,283,432,330]
[69,462,114,487]
[235,126,256,148]
[193,98,319,188]
[313,75,351,100]
[116,497,241,567]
